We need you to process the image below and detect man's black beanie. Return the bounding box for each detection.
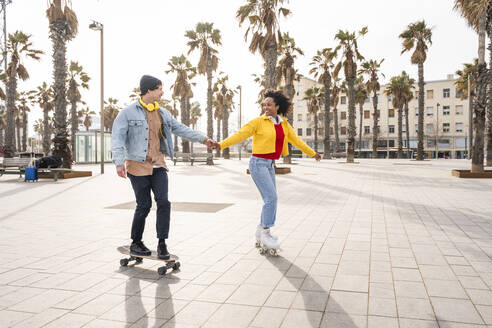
[140,75,162,95]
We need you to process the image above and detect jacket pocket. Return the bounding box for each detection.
[129,120,144,127]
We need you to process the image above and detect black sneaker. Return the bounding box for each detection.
[157,240,170,260]
[130,240,151,256]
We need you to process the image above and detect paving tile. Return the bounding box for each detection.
[332,274,369,293]
[250,306,288,328]
[43,313,95,328]
[396,297,436,320]
[369,297,397,317]
[398,318,439,328]
[319,312,366,328]
[203,304,259,328]
[466,289,492,306]
[394,281,428,299]
[424,279,468,299]
[291,290,328,311]
[280,309,323,328]
[226,284,273,306]
[368,316,398,328]
[265,290,296,308]
[325,290,368,315]
[392,268,422,282]
[431,297,484,324]
[171,301,220,325]
[0,310,33,327]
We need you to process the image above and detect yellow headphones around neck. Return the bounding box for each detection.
[139,98,159,112]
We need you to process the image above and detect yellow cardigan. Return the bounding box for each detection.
[219,115,316,157]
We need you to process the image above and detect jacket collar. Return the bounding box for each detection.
[261,114,285,124]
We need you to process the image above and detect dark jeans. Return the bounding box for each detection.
[128,167,171,240]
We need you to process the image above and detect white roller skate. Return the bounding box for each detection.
[256,226,280,256]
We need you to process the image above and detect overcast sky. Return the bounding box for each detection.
[9,0,478,135]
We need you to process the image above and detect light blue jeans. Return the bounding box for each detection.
[249,156,277,228]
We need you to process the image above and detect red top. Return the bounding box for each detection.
[253,123,285,160]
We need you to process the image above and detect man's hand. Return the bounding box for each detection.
[314,153,321,162]
[203,138,219,150]
[116,165,126,178]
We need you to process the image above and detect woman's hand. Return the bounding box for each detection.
[314,153,321,162]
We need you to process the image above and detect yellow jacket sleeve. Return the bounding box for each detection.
[285,121,316,157]
[219,117,257,150]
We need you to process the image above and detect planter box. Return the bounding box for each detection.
[451,169,492,178]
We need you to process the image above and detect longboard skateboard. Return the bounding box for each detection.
[117,245,180,276]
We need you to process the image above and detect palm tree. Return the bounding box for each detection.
[276,32,303,163]
[399,21,432,161]
[185,22,221,156]
[67,61,90,158]
[190,101,202,130]
[214,74,235,159]
[354,77,368,157]
[310,47,338,159]
[47,0,78,168]
[0,108,6,147]
[359,59,385,158]
[3,31,43,158]
[35,82,54,155]
[454,0,489,171]
[166,96,180,152]
[303,86,322,152]
[330,74,343,153]
[79,107,95,131]
[402,73,415,158]
[213,95,222,157]
[166,54,196,153]
[334,27,368,163]
[236,0,291,89]
[103,97,120,133]
[252,73,268,109]
[17,90,36,152]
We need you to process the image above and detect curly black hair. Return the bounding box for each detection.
[264,89,292,116]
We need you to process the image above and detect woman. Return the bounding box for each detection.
[218,90,321,254]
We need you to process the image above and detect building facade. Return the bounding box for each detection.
[293,75,471,159]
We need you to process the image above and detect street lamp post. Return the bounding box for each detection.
[89,20,104,174]
[236,85,242,160]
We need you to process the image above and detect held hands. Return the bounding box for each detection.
[314,153,321,162]
[116,165,126,178]
[203,138,219,150]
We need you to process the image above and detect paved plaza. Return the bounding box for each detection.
[1,158,492,327]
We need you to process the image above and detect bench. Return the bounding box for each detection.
[191,152,213,165]
[173,152,191,166]
[37,168,72,181]
[0,158,33,177]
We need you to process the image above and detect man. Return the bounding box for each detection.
[112,75,217,259]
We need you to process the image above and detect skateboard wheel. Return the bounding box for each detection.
[269,249,277,256]
[135,257,143,263]
[158,267,167,275]
[255,241,261,248]
[173,262,181,270]
[120,259,129,267]
[259,248,266,254]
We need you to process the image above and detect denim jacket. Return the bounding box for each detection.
[111,101,206,166]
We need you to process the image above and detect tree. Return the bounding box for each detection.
[79,107,95,131]
[330,74,344,153]
[186,22,221,156]
[399,21,432,161]
[0,108,5,147]
[303,86,322,152]
[213,95,222,157]
[237,0,291,89]
[214,74,235,159]
[3,31,43,158]
[190,101,202,130]
[103,97,120,132]
[402,72,415,158]
[354,77,368,157]
[310,47,338,159]
[35,82,54,155]
[359,59,384,158]
[166,54,196,153]
[334,27,368,163]
[67,61,90,158]
[17,90,36,152]
[47,0,78,168]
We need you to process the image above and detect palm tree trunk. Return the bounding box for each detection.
[0,130,4,147]
[283,69,295,164]
[359,103,363,157]
[51,21,72,168]
[486,32,492,166]
[264,37,278,90]
[70,80,78,160]
[43,110,51,155]
[333,106,340,152]
[405,102,410,158]
[216,118,221,157]
[314,110,319,152]
[206,54,213,155]
[174,134,179,152]
[222,104,230,159]
[417,62,425,160]
[323,75,331,159]
[469,94,474,159]
[22,111,28,152]
[4,70,17,158]
[397,108,403,159]
[346,78,356,163]
[180,96,190,153]
[16,116,21,152]
[372,91,379,158]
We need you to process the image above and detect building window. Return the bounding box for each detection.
[402,125,406,132]
[341,96,346,104]
[388,108,395,118]
[364,126,370,134]
[306,128,312,136]
[443,123,450,132]
[426,107,433,116]
[426,123,434,133]
[364,110,370,119]
[297,114,302,122]
[456,88,463,98]
[443,88,450,98]
[443,105,450,115]
[456,105,463,115]
[307,114,312,121]
[298,128,302,136]
[341,127,346,135]
[341,111,347,120]
[389,125,395,133]
[456,122,463,132]
[427,90,434,99]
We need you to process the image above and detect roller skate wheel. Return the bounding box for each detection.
[158,267,167,275]
[269,249,277,256]
[259,247,266,254]
[255,241,261,248]
[120,259,129,267]
[173,262,181,270]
